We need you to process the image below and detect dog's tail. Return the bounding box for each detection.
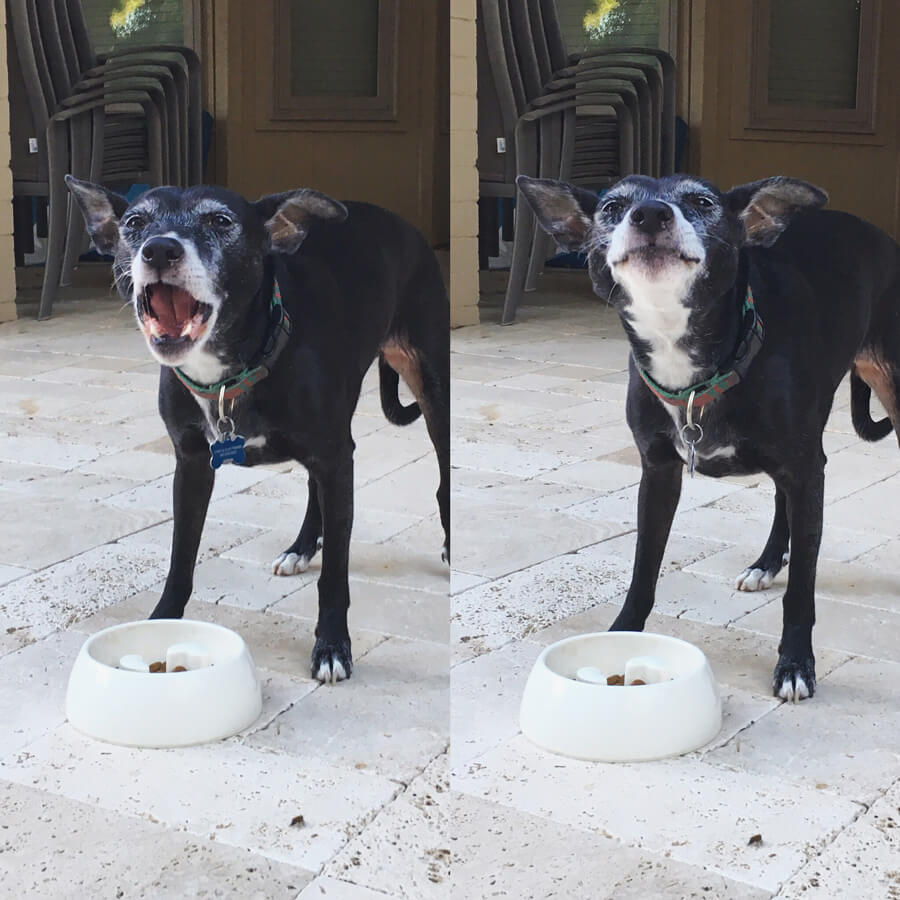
[379,356,422,426]
[850,370,893,441]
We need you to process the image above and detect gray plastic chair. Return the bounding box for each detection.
[8,0,168,319]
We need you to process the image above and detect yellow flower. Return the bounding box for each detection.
[110,0,148,30]
[584,0,620,31]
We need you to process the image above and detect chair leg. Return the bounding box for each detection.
[38,125,69,320]
[61,116,92,285]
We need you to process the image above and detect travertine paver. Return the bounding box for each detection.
[0,292,447,897]
[451,274,900,898]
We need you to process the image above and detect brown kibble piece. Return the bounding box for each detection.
[290,815,305,828]
[629,679,646,686]
[606,674,625,686]
[172,666,187,672]
[748,834,763,846]
[149,661,166,673]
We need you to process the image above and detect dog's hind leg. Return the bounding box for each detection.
[610,455,682,631]
[309,445,355,683]
[735,485,790,592]
[271,477,323,576]
[852,352,899,443]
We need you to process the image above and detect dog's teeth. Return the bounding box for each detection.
[180,321,192,337]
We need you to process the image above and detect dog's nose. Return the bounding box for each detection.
[141,236,184,270]
[629,201,674,235]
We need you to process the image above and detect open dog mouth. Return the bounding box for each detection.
[613,246,701,266]
[139,282,213,346]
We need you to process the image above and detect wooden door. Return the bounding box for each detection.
[689,0,900,237]
[211,0,448,245]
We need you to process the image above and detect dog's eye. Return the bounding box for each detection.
[602,198,625,216]
[688,194,716,210]
[212,213,234,228]
[123,214,145,230]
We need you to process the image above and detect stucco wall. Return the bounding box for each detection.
[0,1,16,324]
[450,0,478,327]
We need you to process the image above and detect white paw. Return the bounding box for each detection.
[316,656,348,684]
[271,552,311,576]
[441,542,449,564]
[735,567,775,592]
[782,551,790,566]
[778,674,810,702]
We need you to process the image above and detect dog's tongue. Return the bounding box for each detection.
[149,285,195,337]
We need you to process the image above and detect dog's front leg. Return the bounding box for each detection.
[150,450,215,619]
[610,456,683,631]
[774,468,823,701]
[309,447,354,683]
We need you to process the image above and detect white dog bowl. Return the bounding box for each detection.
[520,632,722,762]
[66,619,262,748]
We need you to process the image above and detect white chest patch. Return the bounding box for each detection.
[659,403,736,462]
[177,347,228,385]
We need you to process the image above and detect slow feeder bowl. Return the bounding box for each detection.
[66,619,262,748]
[520,632,721,762]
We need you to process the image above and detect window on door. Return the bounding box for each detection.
[80,0,188,53]
[556,0,676,56]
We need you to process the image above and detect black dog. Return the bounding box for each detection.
[67,176,449,683]
[519,172,900,700]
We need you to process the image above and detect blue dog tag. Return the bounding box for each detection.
[209,433,246,469]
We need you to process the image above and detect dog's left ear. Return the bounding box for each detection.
[725,177,828,247]
[253,189,348,254]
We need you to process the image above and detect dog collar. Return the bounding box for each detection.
[634,287,765,408]
[172,281,292,401]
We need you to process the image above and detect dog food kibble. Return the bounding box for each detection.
[172,666,187,672]
[629,679,647,686]
[606,674,626,686]
[149,661,166,673]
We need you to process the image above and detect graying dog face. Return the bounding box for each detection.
[65,177,347,372]
[517,173,828,306]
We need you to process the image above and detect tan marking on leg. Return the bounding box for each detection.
[854,351,899,425]
[382,340,425,405]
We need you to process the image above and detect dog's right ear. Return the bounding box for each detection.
[516,176,599,251]
[253,189,348,254]
[65,176,129,255]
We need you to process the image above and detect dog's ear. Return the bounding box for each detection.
[253,189,348,254]
[516,176,599,251]
[65,175,129,255]
[725,177,828,247]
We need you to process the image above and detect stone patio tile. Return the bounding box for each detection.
[298,877,396,899]
[72,593,386,679]
[451,379,588,422]
[206,491,422,545]
[450,352,549,383]
[188,555,318,610]
[821,472,900,535]
[0,631,85,758]
[118,517,264,568]
[736,592,900,662]
[0,564,31,586]
[238,670,320,738]
[452,467,602,512]
[0,781,314,900]
[224,531,447,596]
[0,349,83,377]
[248,638,447,783]
[0,725,400,872]
[705,656,900,804]
[775,778,900,899]
[0,433,102,469]
[0,541,171,641]
[449,571,487,595]
[453,499,626,579]
[325,756,450,898]
[450,641,542,769]
[0,470,138,504]
[652,569,776,626]
[274,579,448,644]
[451,432,579,478]
[450,792,772,900]
[820,448,900,503]
[350,427,433,488]
[354,457,444,520]
[76,447,175,481]
[0,374,120,419]
[540,458,642,492]
[453,734,860,893]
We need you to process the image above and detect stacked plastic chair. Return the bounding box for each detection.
[8,0,202,319]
